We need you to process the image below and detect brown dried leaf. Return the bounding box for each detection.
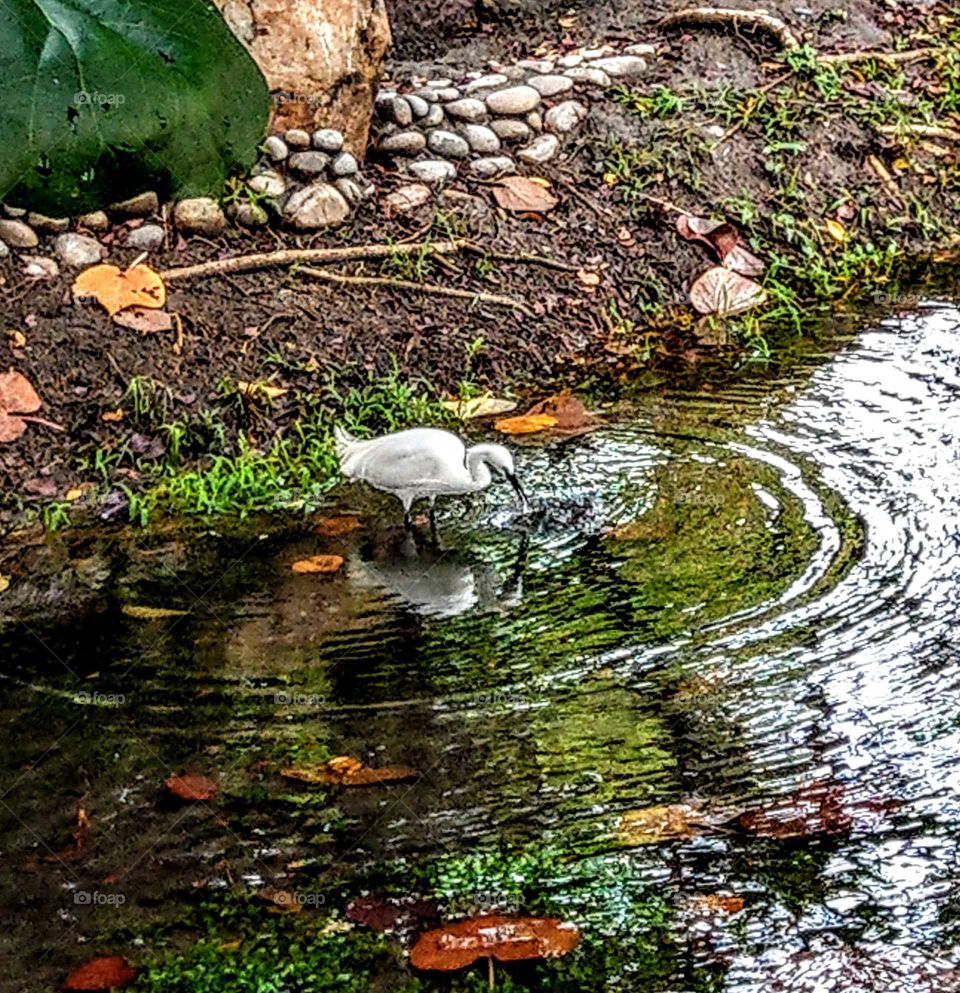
[690,894,745,914]
[492,176,559,214]
[291,554,344,574]
[258,887,303,914]
[112,307,174,333]
[411,915,580,971]
[689,267,767,317]
[618,803,701,845]
[494,413,558,435]
[525,395,597,432]
[64,956,136,991]
[0,370,42,416]
[164,774,219,802]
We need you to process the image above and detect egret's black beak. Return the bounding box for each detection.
[507,472,529,511]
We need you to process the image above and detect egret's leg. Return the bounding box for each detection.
[428,497,440,546]
[402,495,414,531]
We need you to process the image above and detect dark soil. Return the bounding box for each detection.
[0,0,957,531]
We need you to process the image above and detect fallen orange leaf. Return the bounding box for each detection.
[64,956,136,991]
[291,554,344,574]
[72,263,166,316]
[315,516,362,536]
[494,413,558,435]
[165,774,219,802]
[691,894,745,914]
[281,756,416,787]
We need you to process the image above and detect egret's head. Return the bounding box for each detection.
[477,444,527,509]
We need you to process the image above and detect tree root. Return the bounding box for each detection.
[299,267,536,319]
[659,6,801,50]
[817,47,939,66]
[160,240,468,283]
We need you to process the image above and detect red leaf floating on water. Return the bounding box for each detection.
[164,774,219,802]
[524,394,598,432]
[410,915,580,971]
[738,781,853,838]
[63,956,136,990]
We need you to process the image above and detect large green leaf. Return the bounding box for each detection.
[0,0,270,215]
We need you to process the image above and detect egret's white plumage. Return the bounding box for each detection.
[335,426,526,525]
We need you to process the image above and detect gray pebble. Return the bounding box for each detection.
[581,45,616,59]
[77,211,110,231]
[110,191,159,216]
[407,160,457,184]
[491,119,532,142]
[431,87,462,102]
[413,88,440,102]
[173,196,227,235]
[335,177,365,205]
[590,55,647,78]
[0,240,8,259]
[564,66,611,87]
[486,85,541,115]
[54,232,103,267]
[423,103,446,127]
[331,152,359,177]
[392,97,414,126]
[312,128,345,153]
[28,212,69,233]
[125,223,165,251]
[517,133,560,164]
[545,100,588,133]
[624,42,656,56]
[284,183,351,229]
[289,151,330,175]
[264,135,289,161]
[21,255,60,280]
[527,74,574,97]
[427,129,470,159]
[426,78,453,88]
[381,130,428,155]
[468,156,516,178]
[248,170,287,198]
[526,109,543,131]
[465,73,508,94]
[284,128,311,149]
[517,58,555,73]
[462,124,501,153]
[501,66,527,81]
[235,203,269,228]
[0,218,39,249]
[558,54,584,68]
[376,89,398,113]
[406,94,431,118]
[445,97,488,122]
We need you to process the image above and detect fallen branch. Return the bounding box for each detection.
[817,46,939,66]
[659,7,801,50]
[299,267,536,319]
[160,240,468,283]
[878,122,960,142]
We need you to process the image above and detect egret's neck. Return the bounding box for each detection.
[465,447,494,491]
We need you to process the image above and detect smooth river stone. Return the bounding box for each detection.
[405,93,431,118]
[517,58,555,73]
[427,129,470,158]
[517,133,559,164]
[486,85,541,115]
[391,97,414,125]
[544,100,587,134]
[445,97,488,122]
[490,118,532,142]
[462,124,501,153]
[465,73,509,94]
[423,103,446,127]
[468,156,516,178]
[564,66,611,87]
[381,130,428,155]
[590,55,647,77]
[407,160,457,184]
[527,74,574,97]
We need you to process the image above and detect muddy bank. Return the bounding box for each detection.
[0,0,958,532]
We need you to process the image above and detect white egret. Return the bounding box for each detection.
[335,426,527,529]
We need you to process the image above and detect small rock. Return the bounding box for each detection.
[624,42,656,56]
[526,110,543,131]
[426,78,453,88]
[465,73,509,94]
[431,88,462,103]
[590,55,647,78]
[173,196,227,235]
[284,183,351,229]
[462,124,501,153]
[384,184,432,214]
[0,240,8,259]
[21,255,60,279]
[391,97,414,126]
[581,45,616,59]
[54,232,103,267]
[517,58,555,73]
[445,98,488,122]
[235,203,269,228]
[427,130,470,159]
[423,103,446,127]
[545,100,588,134]
[335,178,365,205]
[490,119,532,142]
[110,191,159,216]
[284,128,311,149]
[27,212,69,233]
[2,205,27,218]
[468,156,516,178]
[486,85,541,115]
[0,219,39,249]
[527,74,574,97]
[77,211,110,231]
[289,151,331,175]
[312,128,345,153]
[331,152,359,177]
[413,87,440,103]
[501,66,527,81]
[406,160,457,184]
[558,54,584,68]
[406,94,431,118]
[517,133,560,164]
[381,130,428,155]
[248,170,287,198]
[264,135,289,161]
[564,66,611,87]
[376,89,398,114]
[125,224,165,251]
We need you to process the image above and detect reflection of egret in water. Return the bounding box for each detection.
[347,529,528,618]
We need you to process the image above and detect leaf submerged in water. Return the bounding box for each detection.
[617,802,702,845]
[281,756,416,787]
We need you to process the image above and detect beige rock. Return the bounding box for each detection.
[213,0,391,154]
[173,197,228,235]
[0,219,39,249]
[283,183,351,229]
[77,211,110,231]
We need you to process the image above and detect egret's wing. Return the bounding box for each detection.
[340,429,467,490]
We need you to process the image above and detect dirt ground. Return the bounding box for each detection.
[0,0,957,531]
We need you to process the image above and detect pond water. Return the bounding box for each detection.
[1,301,959,991]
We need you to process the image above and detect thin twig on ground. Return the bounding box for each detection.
[160,240,468,282]
[464,245,579,272]
[878,122,960,142]
[659,7,801,50]
[299,267,536,319]
[817,47,939,66]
